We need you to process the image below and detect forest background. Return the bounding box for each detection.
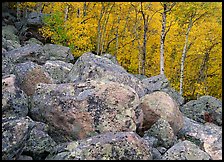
[14,2,222,101]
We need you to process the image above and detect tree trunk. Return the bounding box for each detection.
[160,4,167,75]
[142,19,148,75]
[16,2,21,21]
[96,4,104,55]
[179,18,193,96]
[64,5,69,21]
[83,2,87,16]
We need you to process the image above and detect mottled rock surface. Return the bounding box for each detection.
[13,61,53,96]
[178,116,222,160]
[30,80,142,143]
[162,140,211,160]
[46,132,152,160]
[66,52,145,97]
[2,116,35,160]
[138,91,184,134]
[180,95,222,126]
[23,121,57,160]
[142,74,184,106]
[42,60,73,83]
[144,118,175,148]
[2,74,29,118]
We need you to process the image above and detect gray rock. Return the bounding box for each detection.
[2,74,29,118]
[180,95,222,126]
[13,61,53,96]
[24,37,43,46]
[156,146,167,154]
[102,53,119,64]
[162,140,211,160]
[143,136,158,148]
[42,60,73,83]
[17,155,33,160]
[142,74,184,106]
[2,37,21,51]
[2,116,35,160]
[23,121,57,160]
[152,148,162,160]
[66,52,145,97]
[42,44,74,63]
[46,132,152,160]
[30,80,142,143]
[178,116,222,160]
[2,25,19,42]
[27,12,44,26]
[144,118,175,148]
[2,55,16,76]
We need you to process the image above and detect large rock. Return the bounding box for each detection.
[30,80,142,143]
[46,132,152,160]
[2,37,21,51]
[162,140,211,160]
[2,74,29,118]
[2,116,35,160]
[180,95,222,126]
[3,44,74,65]
[23,121,57,160]
[13,61,53,96]
[24,37,43,46]
[42,60,73,84]
[2,25,20,43]
[66,52,145,98]
[178,116,222,160]
[143,118,175,148]
[142,74,184,106]
[138,91,184,135]
[27,12,44,27]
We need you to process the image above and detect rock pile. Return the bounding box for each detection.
[2,3,222,160]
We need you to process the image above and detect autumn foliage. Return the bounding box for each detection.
[15,2,222,101]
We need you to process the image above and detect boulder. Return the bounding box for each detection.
[178,116,222,160]
[42,60,73,83]
[27,12,44,27]
[66,52,145,97]
[2,116,35,160]
[4,44,74,65]
[23,121,57,160]
[41,44,74,63]
[180,95,222,126]
[17,155,33,160]
[138,91,184,135]
[162,140,211,160]
[142,74,184,106]
[30,80,142,143]
[102,53,119,65]
[2,55,15,76]
[2,37,21,51]
[13,61,53,96]
[46,132,152,160]
[2,25,19,43]
[151,148,162,160]
[2,74,29,118]
[144,118,175,148]
[24,37,43,46]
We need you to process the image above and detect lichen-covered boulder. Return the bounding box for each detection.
[46,132,152,160]
[41,44,74,63]
[138,91,184,135]
[162,140,211,160]
[23,121,57,160]
[142,74,184,106]
[2,25,20,43]
[3,43,74,65]
[2,116,35,160]
[24,37,43,46]
[102,53,119,65]
[3,44,43,64]
[2,37,21,51]
[144,118,175,148]
[2,74,29,118]
[17,155,33,160]
[30,80,142,143]
[42,60,73,83]
[2,55,15,76]
[66,52,145,98]
[178,116,222,160]
[180,95,222,126]
[27,12,44,27]
[13,61,53,96]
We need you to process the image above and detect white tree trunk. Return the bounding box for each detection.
[180,18,193,96]
[160,4,167,75]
